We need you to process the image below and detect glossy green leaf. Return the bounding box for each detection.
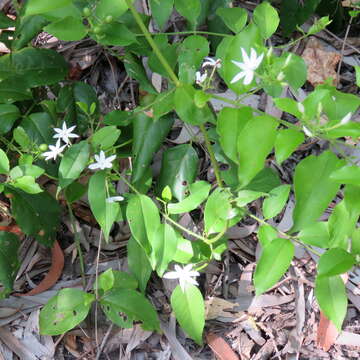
[245,167,281,193]
[217,107,253,163]
[282,54,307,90]
[127,236,152,293]
[157,144,199,201]
[153,223,178,276]
[88,171,120,242]
[253,1,280,39]
[0,232,20,297]
[25,0,71,16]
[0,12,14,27]
[298,222,329,248]
[161,185,172,202]
[171,284,204,345]
[0,48,68,87]
[315,275,347,331]
[59,141,90,189]
[132,113,174,183]
[254,238,294,295]
[168,181,211,214]
[307,16,331,35]
[0,104,21,134]
[126,194,160,256]
[91,126,121,150]
[178,35,209,83]
[257,224,278,247]
[291,151,344,233]
[10,164,44,180]
[149,0,174,29]
[7,186,60,246]
[237,115,278,188]
[273,97,302,118]
[97,269,138,293]
[318,248,355,277]
[95,0,128,19]
[13,127,31,151]
[263,184,291,219]
[216,7,247,33]
[174,85,215,125]
[21,112,53,145]
[355,65,360,87]
[330,165,360,186]
[0,149,9,174]
[44,16,87,41]
[100,288,160,331]
[235,190,267,207]
[174,0,201,27]
[204,188,232,235]
[39,288,95,335]
[274,129,304,164]
[173,236,194,263]
[12,176,42,194]
[64,181,87,204]
[93,23,137,47]
[0,77,32,103]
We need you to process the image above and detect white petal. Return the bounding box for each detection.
[250,48,257,63]
[243,70,254,85]
[254,53,264,69]
[163,271,179,280]
[241,48,250,65]
[302,126,313,137]
[187,277,199,286]
[297,103,305,114]
[231,60,245,69]
[88,163,100,170]
[230,71,246,84]
[340,112,352,125]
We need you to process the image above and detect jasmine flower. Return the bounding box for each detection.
[42,140,66,161]
[163,264,200,291]
[88,151,116,170]
[231,48,264,85]
[106,196,124,203]
[53,122,79,145]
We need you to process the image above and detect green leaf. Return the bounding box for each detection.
[91,126,121,150]
[291,151,344,233]
[0,104,21,134]
[235,190,267,207]
[10,164,44,180]
[0,12,14,27]
[88,171,120,242]
[132,113,174,183]
[161,185,172,202]
[253,1,280,39]
[173,236,194,263]
[0,77,32,103]
[0,149,9,174]
[95,0,128,20]
[174,0,201,28]
[0,231,20,297]
[237,115,278,188]
[13,127,31,151]
[153,223,178,276]
[127,236,152,293]
[0,48,68,87]
[149,0,174,30]
[257,224,278,247]
[298,222,329,248]
[97,269,138,293]
[168,181,211,214]
[318,248,355,277]
[126,194,160,256]
[217,106,253,163]
[174,84,215,125]
[171,284,204,345]
[254,238,294,295]
[93,23,137,47]
[355,65,360,87]
[282,54,307,90]
[178,35,209,84]
[100,288,160,331]
[59,141,90,189]
[21,112,53,145]
[157,144,199,201]
[64,181,87,204]
[216,7,247,33]
[307,16,331,35]
[25,0,72,16]
[204,188,232,235]
[245,167,281,193]
[330,165,360,186]
[7,187,60,246]
[315,275,347,331]
[39,288,95,335]
[262,184,291,219]
[123,52,157,94]
[44,16,87,41]
[274,129,304,164]
[12,176,43,194]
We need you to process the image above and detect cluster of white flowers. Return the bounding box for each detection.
[42,122,79,161]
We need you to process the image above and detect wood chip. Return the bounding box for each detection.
[206,332,239,360]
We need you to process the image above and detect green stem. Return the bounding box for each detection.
[135,30,232,38]
[125,0,180,87]
[67,202,86,289]
[199,124,223,188]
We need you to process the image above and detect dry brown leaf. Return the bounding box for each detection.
[302,37,341,86]
[205,297,243,320]
[206,332,239,360]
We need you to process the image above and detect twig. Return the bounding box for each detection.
[96,323,113,360]
[336,17,353,87]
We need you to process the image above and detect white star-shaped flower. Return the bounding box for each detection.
[163,264,200,292]
[195,71,207,85]
[53,122,79,145]
[106,196,124,203]
[340,112,352,125]
[88,151,116,170]
[202,57,222,69]
[42,140,66,161]
[231,48,264,85]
